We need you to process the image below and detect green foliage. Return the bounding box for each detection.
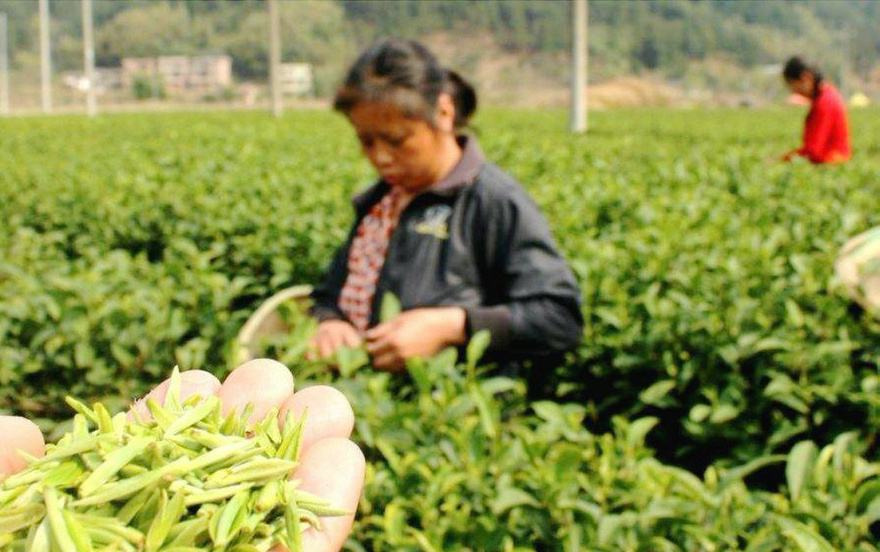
[95,2,196,66]
[282,337,880,551]
[0,110,368,424]
[1,107,880,548]
[215,1,355,91]
[131,74,166,101]
[490,108,880,468]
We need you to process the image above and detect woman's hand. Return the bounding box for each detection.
[364,307,467,371]
[764,150,796,164]
[309,319,363,360]
[0,360,365,552]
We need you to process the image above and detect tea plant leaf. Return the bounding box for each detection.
[709,404,739,424]
[465,330,491,370]
[405,357,432,396]
[2,386,341,550]
[773,515,835,552]
[719,454,787,488]
[490,488,539,515]
[639,379,676,405]
[468,381,498,439]
[626,417,659,448]
[854,480,880,515]
[786,441,818,503]
[379,293,402,323]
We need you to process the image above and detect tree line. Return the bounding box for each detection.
[0,0,876,95]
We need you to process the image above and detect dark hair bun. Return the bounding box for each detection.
[444,70,477,127]
[445,69,477,128]
[335,38,478,130]
[783,56,809,81]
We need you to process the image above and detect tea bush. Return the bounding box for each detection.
[2,108,880,549]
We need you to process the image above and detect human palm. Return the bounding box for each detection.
[0,359,365,552]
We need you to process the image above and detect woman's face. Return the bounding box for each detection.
[347,96,456,192]
[786,72,815,98]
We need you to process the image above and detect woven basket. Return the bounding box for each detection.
[835,226,880,315]
[234,285,313,365]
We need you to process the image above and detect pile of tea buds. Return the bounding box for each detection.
[0,368,347,552]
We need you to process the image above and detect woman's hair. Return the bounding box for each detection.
[783,56,824,98]
[334,38,477,129]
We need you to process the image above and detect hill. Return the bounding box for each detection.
[0,0,878,107]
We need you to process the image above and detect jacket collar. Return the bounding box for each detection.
[353,135,485,213]
[429,134,485,194]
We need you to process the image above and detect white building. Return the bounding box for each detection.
[121,55,233,95]
[280,63,314,97]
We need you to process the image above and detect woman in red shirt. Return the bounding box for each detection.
[780,57,851,164]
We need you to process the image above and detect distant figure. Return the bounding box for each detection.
[778,56,851,164]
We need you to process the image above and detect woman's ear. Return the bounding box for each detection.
[435,93,457,133]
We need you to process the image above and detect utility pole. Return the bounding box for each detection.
[1,13,9,116]
[268,0,282,118]
[570,0,588,133]
[82,0,96,116]
[39,0,52,113]
[840,26,850,99]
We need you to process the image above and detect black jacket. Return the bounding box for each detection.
[311,137,584,361]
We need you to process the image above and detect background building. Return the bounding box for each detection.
[121,55,232,96]
[280,63,314,97]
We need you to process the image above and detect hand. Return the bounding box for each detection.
[308,319,363,360]
[764,151,794,165]
[364,307,467,372]
[0,359,365,552]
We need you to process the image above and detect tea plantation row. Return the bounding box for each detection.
[1,108,880,550]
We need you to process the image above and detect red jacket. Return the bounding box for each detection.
[798,84,851,164]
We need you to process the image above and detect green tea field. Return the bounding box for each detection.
[2,107,880,550]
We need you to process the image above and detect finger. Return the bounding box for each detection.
[341,330,363,349]
[363,335,393,356]
[371,352,403,372]
[279,386,354,452]
[327,331,346,356]
[315,332,336,359]
[0,416,45,476]
[305,336,319,361]
[319,334,343,360]
[217,358,294,426]
[130,370,222,421]
[317,334,333,359]
[271,438,365,552]
[364,322,391,341]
